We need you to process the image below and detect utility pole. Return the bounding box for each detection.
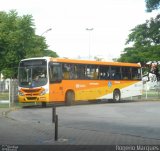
[41,28,52,36]
[86,28,94,59]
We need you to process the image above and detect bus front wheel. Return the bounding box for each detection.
[65,91,75,106]
[113,90,121,102]
[42,102,47,107]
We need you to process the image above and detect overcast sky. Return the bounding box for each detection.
[0,0,159,61]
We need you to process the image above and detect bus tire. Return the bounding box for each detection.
[65,91,75,106]
[113,89,121,102]
[42,102,47,107]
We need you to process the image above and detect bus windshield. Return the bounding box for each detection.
[18,60,47,88]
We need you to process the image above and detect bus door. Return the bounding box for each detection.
[49,62,63,101]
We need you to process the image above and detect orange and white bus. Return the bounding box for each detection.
[18,57,142,106]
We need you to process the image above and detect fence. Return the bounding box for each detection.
[0,79,18,107]
[142,81,160,100]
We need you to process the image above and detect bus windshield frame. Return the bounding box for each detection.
[18,59,48,88]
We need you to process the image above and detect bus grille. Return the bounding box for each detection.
[26,97,37,100]
[23,89,41,93]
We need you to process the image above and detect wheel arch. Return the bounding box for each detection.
[65,89,75,97]
[65,89,75,105]
[113,88,121,95]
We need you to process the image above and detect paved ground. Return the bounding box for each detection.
[1,101,160,146]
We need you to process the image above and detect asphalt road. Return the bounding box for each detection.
[1,101,160,145]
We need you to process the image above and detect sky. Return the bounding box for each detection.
[0,0,159,61]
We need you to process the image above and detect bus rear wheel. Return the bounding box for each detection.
[113,90,121,102]
[65,91,75,106]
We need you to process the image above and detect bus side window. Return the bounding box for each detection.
[132,68,141,80]
[62,64,70,80]
[110,66,121,80]
[77,65,85,79]
[49,63,62,83]
[99,66,110,80]
[62,63,77,80]
[70,64,76,79]
[122,67,131,80]
[86,65,99,80]
[93,66,99,80]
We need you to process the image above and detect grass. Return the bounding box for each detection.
[142,90,160,99]
[0,104,10,108]
[0,92,9,100]
[0,92,9,108]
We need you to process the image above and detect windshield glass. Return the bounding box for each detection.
[18,60,47,88]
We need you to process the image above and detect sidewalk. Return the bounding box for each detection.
[0,107,16,117]
[0,108,9,116]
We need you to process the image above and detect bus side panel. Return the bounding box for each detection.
[49,83,65,102]
[120,81,142,98]
[98,80,142,99]
[49,80,142,102]
[74,80,109,100]
[49,80,106,102]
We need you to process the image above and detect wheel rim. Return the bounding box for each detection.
[113,90,120,102]
[66,91,75,105]
[115,93,120,101]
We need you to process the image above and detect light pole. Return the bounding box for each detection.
[41,28,52,36]
[86,28,94,59]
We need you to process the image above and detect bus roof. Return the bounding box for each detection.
[21,57,141,67]
[50,58,141,67]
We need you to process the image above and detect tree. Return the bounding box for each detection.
[0,10,58,78]
[126,14,160,47]
[145,0,160,12]
[118,14,160,63]
[118,45,160,63]
[117,0,160,63]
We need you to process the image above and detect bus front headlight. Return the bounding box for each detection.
[40,89,48,96]
[19,91,24,96]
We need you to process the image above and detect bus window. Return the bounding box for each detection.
[76,65,85,79]
[70,64,76,79]
[110,66,121,80]
[99,66,110,80]
[62,64,70,79]
[132,68,141,80]
[62,63,77,80]
[122,67,131,80]
[85,65,99,80]
[49,63,62,83]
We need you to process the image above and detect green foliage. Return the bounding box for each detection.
[44,49,58,57]
[126,14,160,47]
[145,0,160,12]
[118,14,160,63]
[0,10,58,79]
[117,0,160,63]
[118,45,160,63]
